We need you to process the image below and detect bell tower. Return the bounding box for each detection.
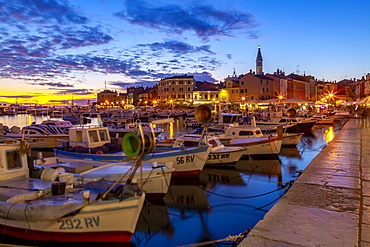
[256,45,263,75]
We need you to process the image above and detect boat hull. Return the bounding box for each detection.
[224,137,282,155]
[5,135,69,149]
[0,193,145,243]
[81,164,173,196]
[281,133,303,146]
[55,146,211,177]
[206,147,245,164]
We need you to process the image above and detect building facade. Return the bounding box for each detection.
[157,75,195,105]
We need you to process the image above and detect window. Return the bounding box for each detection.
[266,81,269,85]
[241,81,244,85]
[183,141,198,147]
[6,151,23,169]
[88,130,99,143]
[188,87,191,91]
[239,131,253,136]
[76,131,83,142]
[266,88,268,92]
[240,89,244,93]
[208,139,218,147]
[262,88,265,92]
[260,80,262,84]
[99,130,109,141]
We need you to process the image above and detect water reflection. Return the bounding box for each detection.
[235,158,283,186]
[135,201,174,237]
[199,166,245,186]
[132,121,349,246]
[0,116,349,247]
[164,179,210,212]
[324,126,335,143]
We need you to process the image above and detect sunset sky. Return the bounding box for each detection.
[1,0,369,105]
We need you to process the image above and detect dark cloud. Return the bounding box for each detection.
[110,71,217,90]
[0,95,34,99]
[0,0,228,91]
[111,80,157,88]
[48,98,92,105]
[137,40,214,55]
[30,82,73,88]
[55,89,94,95]
[0,0,88,25]
[115,0,258,41]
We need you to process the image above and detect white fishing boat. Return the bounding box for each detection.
[4,123,69,149]
[312,115,335,125]
[55,125,211,177]
[108,121,164,139]
[171,134,246,165]
[34,156,174,199]
[212,125,283,155]
[0,137,145,244]
[256,116,316,133]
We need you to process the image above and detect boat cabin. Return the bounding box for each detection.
[0,138,29,180]
[68,125,111,148]
[220,125,264,139]
[217,113,242,125]
[173,134,223,149]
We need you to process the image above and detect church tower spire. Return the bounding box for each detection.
[256,45,263,75]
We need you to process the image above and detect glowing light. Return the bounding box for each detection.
[324,126,335,143]
[169,122,174,139]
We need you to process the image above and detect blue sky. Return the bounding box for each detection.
[0,0,369,105]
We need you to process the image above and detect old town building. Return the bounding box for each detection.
[157,75,195,106]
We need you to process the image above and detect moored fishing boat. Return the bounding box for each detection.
[4,123,69,149]
[170,134,246,165]
[0,137,146,244]
[55,124,211,177]
[211,124,283,155]
[34,156,174,199]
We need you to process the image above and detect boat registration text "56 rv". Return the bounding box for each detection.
[58,216,100,230]
[208,153,230,160]
[176,155,195,165]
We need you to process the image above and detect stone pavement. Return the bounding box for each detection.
[239,117,370,247]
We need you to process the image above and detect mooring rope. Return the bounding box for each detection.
[177,228,251,247]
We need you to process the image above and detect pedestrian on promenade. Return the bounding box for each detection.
[361,108,369,127]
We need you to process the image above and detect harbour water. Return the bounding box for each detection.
[0,115,347,247]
